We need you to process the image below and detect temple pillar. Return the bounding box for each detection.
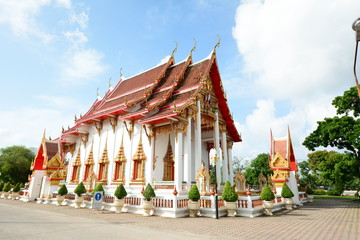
[185,116,193,190]
[145,128,154,184]
[174,132,184,194]
[227,142,234,184]
[221,131,229,183]
[195,100,202,174]
[214,111,221,189]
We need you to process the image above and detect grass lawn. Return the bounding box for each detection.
[314,195,357,200]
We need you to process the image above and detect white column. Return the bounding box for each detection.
[221,131,229,183]
[124,126,132,187]
[146,131,154,184]
[228,144,234,184]
[214,112,221,189]
[174,132,183,194]
[195,100,202,173]
[185,117,192,190]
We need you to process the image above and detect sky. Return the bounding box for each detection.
[0,0,359,162]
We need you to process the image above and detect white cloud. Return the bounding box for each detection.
[64,29,88,48]
[61,49,107,85]
[71,11,89,29]
[56,0,71,9]
[232,97,336,161]
[231,0,360,161]
[0,108,73,148]
[157,55,171,66]
[0,0,53,42]
[232,0,359,102]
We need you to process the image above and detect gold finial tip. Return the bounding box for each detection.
[214,34,221,50]
[119,67,123,78]
[172,41,178,56]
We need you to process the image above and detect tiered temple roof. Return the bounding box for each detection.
[270,128,297,171]
[62,49,241,142]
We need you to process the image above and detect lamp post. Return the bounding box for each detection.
[209,148,219,219]
[352,18,360,97]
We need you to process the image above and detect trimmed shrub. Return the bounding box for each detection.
[92,183,105,196]
[0,182,4,191]
[142,183,156,201]
[188,184,200,201]
[281,182,294,198]
[327,189,341,196]
[306,188,314,195]
[3,183,11,192]
[20,183,25,189]
[114,184,127,199]
[221,181,238,202]
[12,183,21,192]
[313,189,326,195]
[74,182,86,197]
[260,184,275,201]
[58,185,68,196]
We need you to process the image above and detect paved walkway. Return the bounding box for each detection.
[0,198,359,240]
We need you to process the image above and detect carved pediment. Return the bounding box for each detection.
[270,152,289,168]
[47,153,63,169]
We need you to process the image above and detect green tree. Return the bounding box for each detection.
[306,150,357,192]
[303,87,360,179]
[298,161,318,188]
[0,145,34,184]
[245,153,273,186]
[232,156,245,175]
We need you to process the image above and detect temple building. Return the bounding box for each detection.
[269,128,300,204]
[25,43,242,209]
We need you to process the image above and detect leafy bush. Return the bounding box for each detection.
[313,189,326,195]
[142,183,156,201]
[58,185,68,196]
[20,183,25,189]
[3,183,11,192]
[92,183,105,196]
[0,182,4,191]
[281,182,294,198]
[327,189,341,196]
[306,188,314,195]
[12,183,21,192]
[188,184,200,201]
[221,181,238,202]
[114,184,127,199]
[260,184,275,201]
[74,182,86,197]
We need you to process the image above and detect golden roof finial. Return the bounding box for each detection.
[171,41,178,57]
[96,87,100,97]
[190,38,196,56]
[119,67,123,78]
[214,34,221,52]
[108,77,112,89]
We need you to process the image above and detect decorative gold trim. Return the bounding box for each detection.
[80,133,89,147]
[131,129,146,182]
[109,116,118,133]
[143,125,154,144]
[195,163,211,196]
[94,120,103,136]
[123,121,134,140]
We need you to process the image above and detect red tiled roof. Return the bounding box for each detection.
[64,50,241,142]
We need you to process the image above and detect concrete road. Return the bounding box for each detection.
[0,198,359,240]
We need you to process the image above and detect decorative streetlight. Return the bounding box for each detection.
[352,18,360,97]
[209,148,219,219]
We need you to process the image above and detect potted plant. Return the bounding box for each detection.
[188,184,200,217]
[306,188,314,203]
[74,182,86,208]
[0,182,4,197]
[114,184,127,213]
[221,181,238,217]
[281,182,294,210]
[57,184,68,206]
[142,183,156,216]
[2,183,11,199]
[260,184,275,216]
[11,183,21,200]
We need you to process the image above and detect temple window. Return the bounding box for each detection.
[71,150,81,183]
[132,133,146,182]
[162,136,174,181]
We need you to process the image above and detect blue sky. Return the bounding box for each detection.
[0,0,359,162]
